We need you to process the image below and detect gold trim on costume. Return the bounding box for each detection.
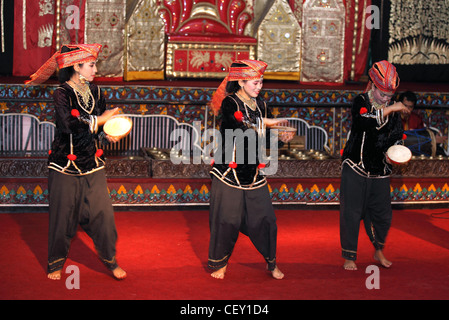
[350,0,359,80]
[48,257,66,265]
[1,0,4,52]
[55,0,61,49]
[48,163,105,176]
[210,168,267,191]
[22,0,27,50]
[208,254,230,264]
[342,248,357,254]
[66,82,95,115]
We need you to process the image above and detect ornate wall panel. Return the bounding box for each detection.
[370,0,449,82]
[289,0,303,23]
[257,0,301,80]
[300,0,345,84]
[166,39,256,78]
[84,0,126,78]
[12,0,55,78]
[388,0,449,66]
[124,0,165,80]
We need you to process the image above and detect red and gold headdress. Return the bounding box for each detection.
[25,43,102,85]
[210,59,268,115]
[366,60,400,93]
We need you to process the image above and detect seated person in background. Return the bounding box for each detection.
[398,91,423,130]
[399,90,447,151]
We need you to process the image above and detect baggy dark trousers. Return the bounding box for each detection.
[208,177,278,271]
[340,163,392,261]
[47,169,118,273]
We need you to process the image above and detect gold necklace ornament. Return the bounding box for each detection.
[236,91,257,111]
[67,79,94,114]
[367,89,386,111]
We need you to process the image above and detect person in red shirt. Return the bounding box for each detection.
[400,90,447,150]
[398,91,424,130]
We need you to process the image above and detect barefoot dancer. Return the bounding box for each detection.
[208,60,293,280]
[340,61,410,271]
[26,44,126,280]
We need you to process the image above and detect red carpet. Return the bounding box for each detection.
[1,208,449,302]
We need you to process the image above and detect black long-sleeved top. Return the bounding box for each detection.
[342,92,404,177]
[48,82,109,175]
[210,94,273,189]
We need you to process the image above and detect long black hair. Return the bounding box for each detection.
[58,46,81,83]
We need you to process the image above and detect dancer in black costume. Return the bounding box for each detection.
[26,44,127,280]
[340,60,410,271]
[208,60,293,279]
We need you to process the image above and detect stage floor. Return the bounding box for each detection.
[1,208,449,303]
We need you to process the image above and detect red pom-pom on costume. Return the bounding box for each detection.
[71,109,80,117]
[234,110,243,122]
[359,107,368,115]
[48,150,52,155]
[229,161,237,169]
[95,149,103,157]
[67,154,77,161]
[210,159,215,166]
[258,163,266,169]
[340,149,344,156]
[402,134,407,140]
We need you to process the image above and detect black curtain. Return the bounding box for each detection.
[370,0,449,82]
[0,0,14,75]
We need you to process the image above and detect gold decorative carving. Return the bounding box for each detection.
[165,42,256,78]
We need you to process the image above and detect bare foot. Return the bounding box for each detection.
[48,270,62,280]
[271,266,284,280]
[112,266,127,280]
[211,265,227,279]
[343,259,358,270]
[374,250,392,268]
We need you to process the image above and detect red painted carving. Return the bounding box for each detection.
[159,0,255,77]
[159,0,252,36]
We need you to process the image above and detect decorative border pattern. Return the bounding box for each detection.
[2,176,449,207]
[2,83,448,121]
[1,158,448,207]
